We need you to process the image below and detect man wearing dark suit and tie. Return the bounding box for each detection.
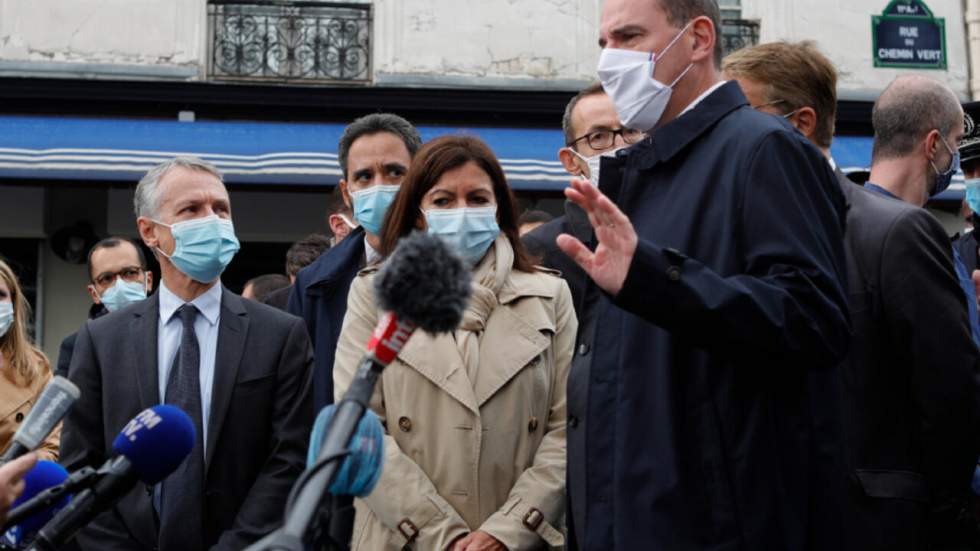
[61,156,314,551]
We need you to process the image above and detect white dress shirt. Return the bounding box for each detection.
[679,80,729,117]
[157,280,222,454]
[364,236,382,265]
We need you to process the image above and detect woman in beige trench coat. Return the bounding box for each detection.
[334,136,576,551]
[0,259,60,462]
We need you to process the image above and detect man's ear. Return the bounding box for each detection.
[790,107,818,142]
[924,129,941,162]
[339,180,352,209]
[86,284,101,304]
[328,214,348,238]
[145,271,154,293]
[559,148,585,177]
[689,15,716,65]
[137,217,158,251]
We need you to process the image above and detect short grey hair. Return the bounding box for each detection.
[872,75,963,162]
[134,156,224,219]
[337,113,422,180]
[562,83,606,147]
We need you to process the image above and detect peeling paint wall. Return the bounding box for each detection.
[741,0,971,100]
[0,0,205,78]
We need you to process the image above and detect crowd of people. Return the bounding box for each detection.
[2,0,980,549]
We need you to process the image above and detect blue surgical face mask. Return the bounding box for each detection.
[154,215,240,283]
[351,185,400,236]
[967,178,980,214]
[931,135,960,197]
[0,302,12,339]
[100,276,148,312]
[424,206,501,266]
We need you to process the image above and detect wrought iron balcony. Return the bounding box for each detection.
[207,1,371,84]
[721,19,760,55]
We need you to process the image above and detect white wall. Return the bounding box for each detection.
[743,0,971,100]
[0,0,204,79]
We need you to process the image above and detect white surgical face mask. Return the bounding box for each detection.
[569,147,626,187]
[597,21,694,131]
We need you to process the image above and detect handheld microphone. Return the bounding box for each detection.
[0,377,80,464]
[28,405,195,551]
[0,461,69,550]
[3,467,97,533]
[305,405,384,497]
[250,232,469,551]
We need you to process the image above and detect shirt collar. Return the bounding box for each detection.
[159,280,222,326]
[678,80,728,117]
[828,157,837,171]
[864,182,899,200]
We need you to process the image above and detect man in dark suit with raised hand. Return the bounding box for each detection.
[61,156,314,551]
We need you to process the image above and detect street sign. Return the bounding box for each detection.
[872,0,946,70]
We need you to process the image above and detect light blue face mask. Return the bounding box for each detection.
[100,276,148,312]
[154,215,240,283]
[0,302,12,339]
[424,206,501,266]
[351,185,400,236]
[966,178,980,214]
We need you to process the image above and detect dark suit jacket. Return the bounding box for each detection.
[837,172,980,550]
[61,287,314,551]
[522,201,591,315]
[262,285,291,311]
[55,303,108,379]
[573,81,851,550]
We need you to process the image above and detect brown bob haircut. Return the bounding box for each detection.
[380,135,537,273]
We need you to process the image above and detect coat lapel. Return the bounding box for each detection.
[206,289,249,468]
[472,305,550,407]
[397,332,480,415]
[133,293,160,410]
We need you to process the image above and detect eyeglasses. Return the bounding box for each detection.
[569,127,646,150]
[93,266,144,288]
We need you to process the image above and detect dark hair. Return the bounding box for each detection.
[872,75,963,162]
[338,113,423,180]
[380,136,537,273]
[657,0,723,69]
[519,210,554,226]
[285,233,332,277]
[325,190,352,217]
[563,82,607,146]
[244,274,290,302]
[87,237,147,282]
[723,41,838,149]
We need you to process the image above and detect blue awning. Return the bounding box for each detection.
[0,115,570,191]
[832,135,965,201]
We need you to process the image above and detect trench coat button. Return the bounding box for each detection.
[568,416,579,428]
[666,266,681,282]
[578,343,590,356]
[14,412,23,423]
[528,417,539,432]
[398,416,412,432]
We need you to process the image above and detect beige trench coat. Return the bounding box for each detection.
[334,242,577,550]
[0,358,60,462]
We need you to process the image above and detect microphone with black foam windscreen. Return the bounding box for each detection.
[246,231,470,551]
[0,377,80,464]
[27,405,195,551]
[0,461,70,550]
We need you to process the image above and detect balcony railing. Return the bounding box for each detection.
[721,19,760,55]
[207,1,371,84]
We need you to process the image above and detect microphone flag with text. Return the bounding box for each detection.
[0,377,80,464]
[27,405,195,551]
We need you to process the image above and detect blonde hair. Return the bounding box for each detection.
[0,259,49,386]
[723,41,838,149]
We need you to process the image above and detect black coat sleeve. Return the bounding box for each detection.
[55,333,76,380]
[881,209,980,490]
[212,317,315,550]
[613,130,851,367]
[62,323,142,550]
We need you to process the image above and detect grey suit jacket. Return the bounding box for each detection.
[61,287,314,551]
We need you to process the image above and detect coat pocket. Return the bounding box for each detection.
[853,469,929,503]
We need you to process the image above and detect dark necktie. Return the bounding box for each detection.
[159,304,205,551]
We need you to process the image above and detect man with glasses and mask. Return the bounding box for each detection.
[524,83,644,312]
[55,237,154,378]
[728,43,980,551]
[550,0,851,548]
